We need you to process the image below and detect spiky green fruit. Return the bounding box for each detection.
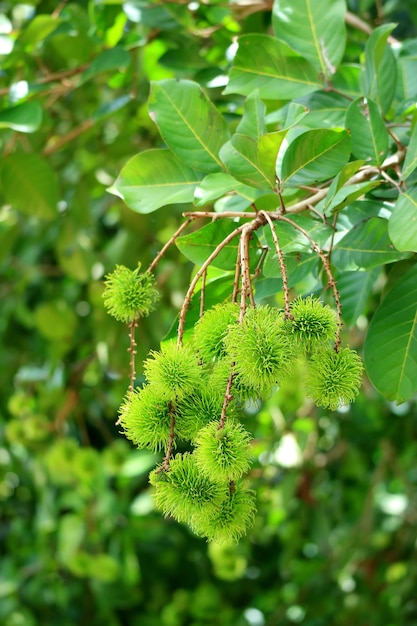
[118,385,192,452]
[176,387,239,441]
[193,302,240,363]
[285,296,338,351]
[151,453,227,523]
[144,341,203,401]
[192,482,257,543]
[209,359,260,402]
[194,420,252,483]
[102,263,159,323]
[225,306,295,397]
[306,347,363,410]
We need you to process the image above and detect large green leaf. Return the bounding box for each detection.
[364,263,417,403]
[0,102,42,133]
[332,217,411,270]
[176,220,260,271]
[148,79,229,173]
[345,97,389,166]
[272,0,346,77]
[336,267,380,327]
[360,24,397,114]
[220,134,273,189]
[279,129,351,187]
[108,149,201,214]
[0,154,58,220]
[224,34,322,100]
[388,187,417,252]
[295,92,349,128]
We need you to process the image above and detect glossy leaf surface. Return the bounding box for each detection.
[364,263,417,403]
[272,0,346,77]
[109,149,201,213]
[225,34,322,99]
[148,79,230,173]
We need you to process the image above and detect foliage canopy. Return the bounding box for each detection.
[2,1,417,625]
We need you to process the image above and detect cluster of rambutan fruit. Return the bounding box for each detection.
[103,264,363,543]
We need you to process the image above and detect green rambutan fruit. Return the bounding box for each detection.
[144,341,203,401]
[192,482,257,543]
[118,385,192,452]
[194,420,252,483]
[285,296,338,351]
[193,302,240,363]
[103,263,159,323]
[151,453,227,523]
[209,359,260,402]
[306,347,363,410]
[225,306,295,397]
[176,387,239,441]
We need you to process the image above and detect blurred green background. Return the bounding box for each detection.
[1,1,417,625]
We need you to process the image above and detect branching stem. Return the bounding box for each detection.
[162,402,176,470]
[177,224,245,344]
[148,217,194,273]
[259,211,291,318]
[279,215,343,350]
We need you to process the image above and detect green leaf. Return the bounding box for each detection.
[262,215,332,255]
[388,187,417,252]
[272,0,346,77]
[326,181,382,214]
[0,102,43,133]
[81,47,131,83]
[279,129,351,187]
[361,24,397,114]
[224,34,322,100]
[220,134,273,189]
[236,91,266,140]
[193,173,260,207]
[108,149,201,214]
[0,154,58,220]
[148,79,230,173]
[295,92,348,128]
[263,250,318,286]
[258,131,288,188]
[345,97,389,166]
[176,220,261,271]
[401,124,417,181]
[364,263,417,403]
[336,268,380,326]
[18,15,60,49]
[332,217,411,270]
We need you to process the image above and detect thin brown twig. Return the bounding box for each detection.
[177,224,245,344]
[218,366,235,430]
[232,245,241,303]
[183,150,406,222]
[239,224,255,319]
[148,217,194,273]
[260,211,291,318]
[279,215,343,350]
[162,402,176,470]
[42,119,94,156]
[128,319,137,391]
[199,267,207,318]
